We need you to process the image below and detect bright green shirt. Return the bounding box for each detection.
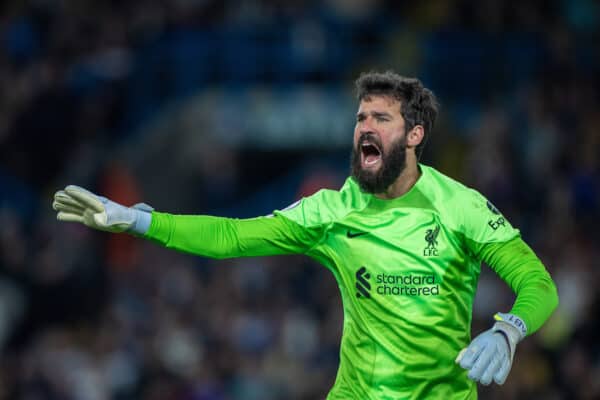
[145,164,558,399]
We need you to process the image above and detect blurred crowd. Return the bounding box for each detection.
[0,0,599,399]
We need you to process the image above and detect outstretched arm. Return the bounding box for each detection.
[53,185,322,259]
[145,212,321,258]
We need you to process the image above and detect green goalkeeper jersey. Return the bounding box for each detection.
[144,164,558,399]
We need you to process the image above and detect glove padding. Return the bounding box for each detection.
[456,313,527,386]
[53,185,152,234]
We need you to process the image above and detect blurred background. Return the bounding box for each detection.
[0,0,598,399]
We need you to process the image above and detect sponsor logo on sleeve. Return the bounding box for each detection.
[486,200,506,230]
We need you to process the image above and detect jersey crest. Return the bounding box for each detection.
[423,225,440,256]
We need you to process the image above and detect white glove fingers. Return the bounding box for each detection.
[57,212,85,223]
[468,345,494,382]
[493,354,511,385]
[458,340,483,369]
[64,185,97,197]
[54,190,74,202]
[53,198,85,212]
[479,355,501,385]
[459,316,521,386]
[455,348,468,364]
[65,186,105,212]
[53,191,87,211]
[53,202,85,215]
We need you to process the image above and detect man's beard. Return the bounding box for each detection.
[350,134,408,194]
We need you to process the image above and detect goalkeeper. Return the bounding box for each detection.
[53,71,558,399]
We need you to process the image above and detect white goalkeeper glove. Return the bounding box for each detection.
[52,185,153,235]
[456,312,527,385]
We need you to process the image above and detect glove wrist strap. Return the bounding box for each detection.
[492,313,526,362]
[129,203,154,235]
[493,312,527,340]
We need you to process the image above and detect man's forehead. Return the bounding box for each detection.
[358,95,402,112]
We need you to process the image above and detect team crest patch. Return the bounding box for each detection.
[423,225,440,256]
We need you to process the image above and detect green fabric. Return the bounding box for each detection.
[475,237,558,335]
[144,164,558,399]
[145,213,319,258]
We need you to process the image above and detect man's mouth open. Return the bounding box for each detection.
[360,142,382,168]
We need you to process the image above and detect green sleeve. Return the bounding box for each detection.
[143,212,324,259]
[476,236,559,335]
[455,188,558,335]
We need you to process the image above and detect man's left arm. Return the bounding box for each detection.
[480,236,559,335]
[454,189,559,385]
[456,236,558,385]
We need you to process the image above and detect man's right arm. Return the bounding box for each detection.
[53,185,324,259]
[145,212,323,258]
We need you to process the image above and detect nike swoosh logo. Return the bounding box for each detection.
[347,230,369,238]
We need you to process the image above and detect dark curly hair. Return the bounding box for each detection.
[355,71,439,158]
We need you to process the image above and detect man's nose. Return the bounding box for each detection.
[358,130,377,143]
[359,116,376,134]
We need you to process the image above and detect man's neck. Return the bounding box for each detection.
[375,160,421,200]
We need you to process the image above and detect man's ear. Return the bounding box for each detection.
[407,125,424,148]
